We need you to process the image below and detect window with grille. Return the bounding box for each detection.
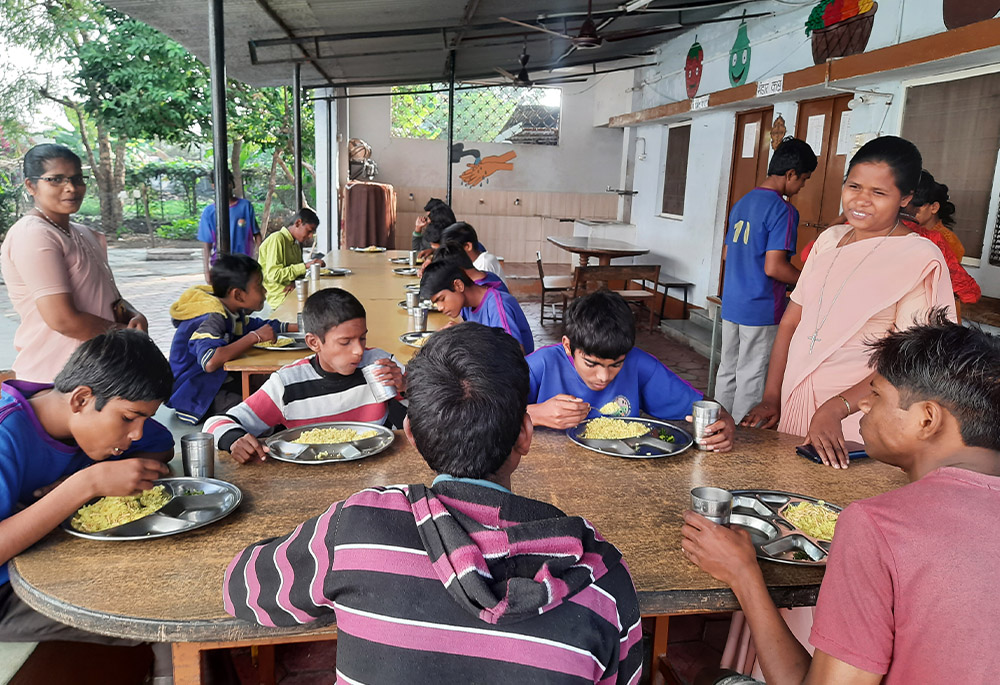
[661,124,691,217]
[390,84,561,145]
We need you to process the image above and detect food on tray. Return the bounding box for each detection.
[293,427,378,444]
[71,485,171,533]
[598,401,620,415]
[359,245,381,252]
[256,336,294,348]
[782,501,839,541]
[180,488,205,496]
[655,428,676,443]
[410,336,429,348]
[581,417,649,440]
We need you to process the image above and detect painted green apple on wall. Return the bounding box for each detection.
[729,18,751,86]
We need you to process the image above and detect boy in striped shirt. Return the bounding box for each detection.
[223,323,643,684]
[204,288,404,464]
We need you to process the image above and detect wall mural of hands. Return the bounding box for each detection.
[459,150,517,187]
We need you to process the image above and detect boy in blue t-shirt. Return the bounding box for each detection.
[0,330,173,641]
[420,260,533,354]
[527,291,734,451]
[197,171,261,282]
[718,137,817,423]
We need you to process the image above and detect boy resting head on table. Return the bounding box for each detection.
[205,288,404,464]
[527,290,735,451]
[420,260,534,354]
[0,330,174,642]
[224,323,643,684]
[167,253,294,425]
[682,312,1000,685]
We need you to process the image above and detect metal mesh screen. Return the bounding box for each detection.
[990,194,1000,266]
[391,84,561,145]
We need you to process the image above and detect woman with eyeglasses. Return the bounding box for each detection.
[0,144,149,382]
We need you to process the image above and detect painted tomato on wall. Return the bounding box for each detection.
[729,19,751,87]
[684,39,704,98]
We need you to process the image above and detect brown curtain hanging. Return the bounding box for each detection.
[341,181,396,248]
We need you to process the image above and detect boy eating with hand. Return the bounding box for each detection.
[527,291,734,451]
[205,288,404,464]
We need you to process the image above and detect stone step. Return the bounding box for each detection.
[659,316,719,360]
[145,248,197,261]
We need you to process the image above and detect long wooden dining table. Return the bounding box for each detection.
[10,426,907,684]
[223,250,452,398]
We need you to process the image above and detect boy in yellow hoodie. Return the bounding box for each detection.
[166,254,295,424]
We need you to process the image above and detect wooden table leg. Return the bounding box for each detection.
[241,372,251,400]
[252,645,277,685]
[579,254,590,268]
[598,256,611,266]
[171,642,204,685]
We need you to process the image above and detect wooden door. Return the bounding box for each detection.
[719,107,774,293]
[791,94,852,265]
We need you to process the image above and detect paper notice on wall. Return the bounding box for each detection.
[741,121,759,158]
[836,111,852,156]
[805,115,825,156]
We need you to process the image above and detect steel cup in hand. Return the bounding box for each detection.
[181,432,215,478]
[690,487,732,525]
[692,400,722,448]
[362,363,398,402]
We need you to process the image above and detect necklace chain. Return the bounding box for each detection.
[808,222,899,354]
[33,208,71,235]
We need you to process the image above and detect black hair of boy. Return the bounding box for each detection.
[423,222,444,246]
[428,203,457,227]
[23,143,82,178]
[766,137,818,177]
[564,290,636,360]
[441,221,478,248]
[423,197,445,212]
[54,329,173,410]
[302,288,366,339]
[292,207,320,226]
[419,259,473,300]
[407,323,528,478]
[432,241,476,270]
[848,135,922,195]
[210,253,262,299]
[867,308,1000,450]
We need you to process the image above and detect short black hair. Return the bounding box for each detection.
[302,288,366,339]
[292,207,320,226]
[910,170,956,228]
[867,309,1000,451]
[24,144,82,179]
[432,241,475,270]
[54,330,173,411]
[419,259,472,300]
[210,253,262,298]
[847,135,922,196]
[423,221,444,246]
[407,323,529,477]
[767,137,818,177]
[423,197,446,212]
[441,221,478,248]
[428,203,456,227]
[564,290,636,359]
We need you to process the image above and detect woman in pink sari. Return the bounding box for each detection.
[743,136,954,468]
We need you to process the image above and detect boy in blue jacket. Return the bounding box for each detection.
[527,291,734,451]
[167,253,293,424]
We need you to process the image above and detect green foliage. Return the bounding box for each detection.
[156,217,198,240]
[0,167,22,240]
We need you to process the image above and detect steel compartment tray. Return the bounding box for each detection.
[254,335,310,351]
[62,477,242,541]
[728,489,841,566]
[399,331,434,348]
[567,417,693,458]
[265,421,394,464]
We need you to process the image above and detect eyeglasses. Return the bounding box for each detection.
[32,175,87,187]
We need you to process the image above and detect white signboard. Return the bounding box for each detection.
[742,121,760,159]
[806,114,825,157]
[691,95,710,111]
[836,111,853,156]
[756,75,784,98]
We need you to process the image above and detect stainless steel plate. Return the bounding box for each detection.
[323,267,352,277]
[388,257,424,265]
[567,417,694,458]
[404,283,420,292]
[62,478,243,541]
[399,331,434,349]
[254,335,310,351]
[265,421,394,465]
[729,490,841,566]
[349,246,386,252]
[392,267,419,276]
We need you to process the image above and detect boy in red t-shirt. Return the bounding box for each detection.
[682,311,1000,684]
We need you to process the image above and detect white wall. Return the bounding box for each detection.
[346,78,623,194]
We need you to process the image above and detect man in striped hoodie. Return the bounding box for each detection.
[223,323,643,683]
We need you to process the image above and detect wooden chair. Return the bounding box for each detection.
[565,264,662,332]
[536,251,573,324]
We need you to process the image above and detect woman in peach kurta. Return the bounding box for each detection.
[744,136,955,469]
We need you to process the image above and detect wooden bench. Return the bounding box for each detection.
[642,274,694,321]
[566,264,661,332]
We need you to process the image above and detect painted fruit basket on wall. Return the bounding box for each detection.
[806,0,877,65]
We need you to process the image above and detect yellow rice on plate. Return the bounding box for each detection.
[293,427,378,444]
[580,417,649,440]
[598,401,620,415]
[782,501,839,541]
[256,336,294,348]
[71,485,171,533]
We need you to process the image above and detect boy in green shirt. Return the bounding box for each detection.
[258,208,324,309]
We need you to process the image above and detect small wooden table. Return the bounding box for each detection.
[546,236,650,267]
[224,250,453,398]
[10,427,907,684]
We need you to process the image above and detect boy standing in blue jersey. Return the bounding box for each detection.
[420,260,533,354]
[527,291,734,451]
[198,171,261,283]
[717,137,816,423]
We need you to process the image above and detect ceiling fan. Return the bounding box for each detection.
[499,0,680,49]
[495,45,533,86]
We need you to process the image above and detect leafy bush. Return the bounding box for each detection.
[156,217,199,240]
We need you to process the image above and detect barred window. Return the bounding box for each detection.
[391,84,561,145]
